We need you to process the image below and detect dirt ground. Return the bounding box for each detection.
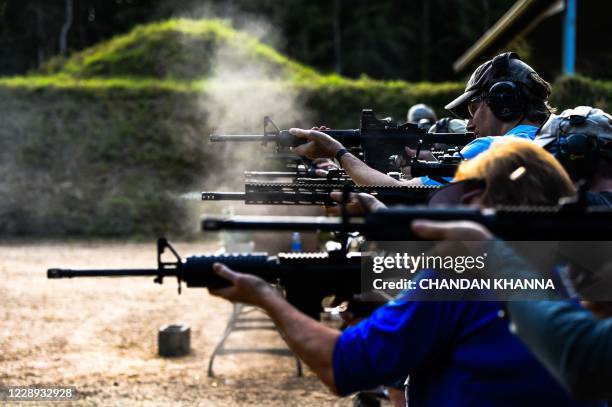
[0,241,353,406]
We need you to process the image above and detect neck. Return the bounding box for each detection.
[498,119,540,136]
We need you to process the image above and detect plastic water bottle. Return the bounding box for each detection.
[291,232,302,252]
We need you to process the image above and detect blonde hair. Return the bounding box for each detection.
[454,138,575,206]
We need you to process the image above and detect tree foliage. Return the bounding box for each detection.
[0,0,515,81]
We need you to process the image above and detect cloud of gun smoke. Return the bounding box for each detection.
[171,5,323,241]
[198,13,312,189]
[0,5,322,243]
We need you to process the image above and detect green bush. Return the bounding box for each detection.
[550,75,612,112]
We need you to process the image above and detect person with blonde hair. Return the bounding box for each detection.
[409,143,612,402]
[451,137,575,206]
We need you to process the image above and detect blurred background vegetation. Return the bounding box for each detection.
[0,1,610,238]
[0,0,519,81]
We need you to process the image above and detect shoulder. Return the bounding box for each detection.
[504,125,539,140]
[460,137,496,159]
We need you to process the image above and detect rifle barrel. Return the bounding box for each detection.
[201,184,438,205]
[210,130,360,148]
[48,268,165,278]
[245,171,302,178]
[203,215,347,232]
[210,134,275,142]
[202,192,246,201]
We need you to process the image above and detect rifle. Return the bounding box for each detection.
[389,145,464,183]
[409,151,464,182]
[245,168,348,182]
[244,170,319,179]
[245,169,404,185]
[201,182,439,206]
[210,110,474,173]
[202,203,612,240]
[47,238,362,318]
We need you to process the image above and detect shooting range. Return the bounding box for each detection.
[2,0,612,405]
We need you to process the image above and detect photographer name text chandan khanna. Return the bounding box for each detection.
[372,278,556,291]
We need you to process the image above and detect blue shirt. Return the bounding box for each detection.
[332,272,604,406]
[421,125,539,186]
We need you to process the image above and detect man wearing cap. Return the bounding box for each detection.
[534,106,612,206]
[289,52,554,187]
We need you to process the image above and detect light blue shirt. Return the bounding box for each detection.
[421,125,539,186]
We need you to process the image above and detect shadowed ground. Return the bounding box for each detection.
[0,242,350,406]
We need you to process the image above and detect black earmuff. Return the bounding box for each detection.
[485,53,524,122]
[486,81,523,121]
[557,133,600,181]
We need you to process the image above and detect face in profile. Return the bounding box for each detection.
[467,96,507,138]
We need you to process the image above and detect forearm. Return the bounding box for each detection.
[259,289,341,394]
[339,153,403,186]
[508,301,612,399]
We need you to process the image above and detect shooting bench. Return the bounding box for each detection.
[207,303,303,377]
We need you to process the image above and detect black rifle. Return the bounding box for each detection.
[210,110,474,173]
[389,145,464,183]
[47,238,362,318]
[245,170,319,179]
[202,182,439,206]
[410,153,464,181]
[245,169,403,185]
[245,168,348,182]
[202,203,612,240]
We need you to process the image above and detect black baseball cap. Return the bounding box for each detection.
[445,52,549,119]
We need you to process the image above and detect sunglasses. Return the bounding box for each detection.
[427,179,486,206]
[467,95,485,118]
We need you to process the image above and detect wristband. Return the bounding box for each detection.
[335,148,349,167]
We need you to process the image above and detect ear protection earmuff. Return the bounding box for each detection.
[557,133,600,181]
[484,53,524,122]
